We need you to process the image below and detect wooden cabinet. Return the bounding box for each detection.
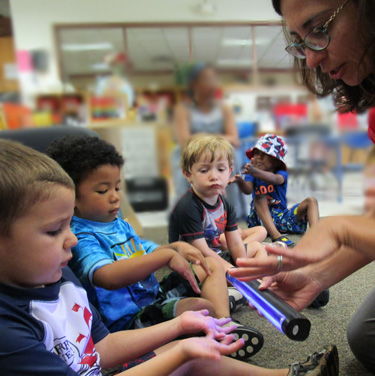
[0,37,19,92]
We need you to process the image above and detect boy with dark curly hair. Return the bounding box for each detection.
[47,136,264,361]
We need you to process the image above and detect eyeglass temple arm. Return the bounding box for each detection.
[323,0,350,29]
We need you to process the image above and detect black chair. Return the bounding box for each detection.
[0,125,98,153]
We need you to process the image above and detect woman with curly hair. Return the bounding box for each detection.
[229,1,375,372]
[273,0,375,113]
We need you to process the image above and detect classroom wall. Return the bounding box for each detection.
[10,0,281,102]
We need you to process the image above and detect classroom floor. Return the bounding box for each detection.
[136,172,373,375]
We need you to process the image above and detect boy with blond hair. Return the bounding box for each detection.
[169,135,266,270]
[0,139,339,376]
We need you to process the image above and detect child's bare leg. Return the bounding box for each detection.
[175,298,215,318]
[155,342,288,376]
[170,357,288,376]
[220,227,267,251]
[242,226,267,244]
[219,233,228,250]
[192,257,230,319]
[297,197,319,228]
[245,241,268,259]
[254,195,281,241]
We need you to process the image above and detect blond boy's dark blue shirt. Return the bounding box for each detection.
[0,267,108,375]
[70,215,159,332]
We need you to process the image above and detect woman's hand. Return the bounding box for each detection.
[257,270,323,311]
[178,333,244,362]
[230,218,342,281]
[229,250,303,281]
[263,219,339,266]
[175,242,211,276]
[178,310,237,339]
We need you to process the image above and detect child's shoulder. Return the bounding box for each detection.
[276,169,288,175]
[71,215,134,234]
[275,169,288,180]
[0,267,81,324]
[172,190,202,212]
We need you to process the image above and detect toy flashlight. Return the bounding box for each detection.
[227,274,311,341]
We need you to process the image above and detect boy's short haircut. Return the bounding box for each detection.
[0,139,74,236]
[181,135,234,173]
[47,136,124,190]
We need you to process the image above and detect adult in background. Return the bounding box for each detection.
[172,63,247,219]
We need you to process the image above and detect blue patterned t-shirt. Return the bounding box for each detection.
[70,215,159,332]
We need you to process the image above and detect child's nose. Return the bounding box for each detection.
[64,230,78,249]
[209,170,218,180]
[110,190,120,203]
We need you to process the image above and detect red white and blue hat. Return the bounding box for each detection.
[246,134,288,170]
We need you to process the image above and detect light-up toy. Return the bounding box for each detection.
[227,273,311,341]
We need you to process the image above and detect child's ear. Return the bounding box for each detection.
[183,170,192,182]
[74,196,80,213]
[229,166,233,174]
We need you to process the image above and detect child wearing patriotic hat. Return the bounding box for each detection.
[231,134,319,248]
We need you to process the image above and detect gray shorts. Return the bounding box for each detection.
[347,287,375,371]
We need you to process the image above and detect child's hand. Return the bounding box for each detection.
[179,309,237,339]
[228,174,243,185]
[243,161,257,176]
[178,333,244,362]
[168,254,201,294]
[176,243,211,276]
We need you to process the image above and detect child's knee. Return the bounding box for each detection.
[246,241,267,258]
[205,257,225,273]
[306,197,318,208]
[182,298,215,316]
[256,226,267,240]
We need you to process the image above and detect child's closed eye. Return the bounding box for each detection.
[47,228,62,236]
[96,190,108,194]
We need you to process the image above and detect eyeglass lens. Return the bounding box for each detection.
[305,29,330,50]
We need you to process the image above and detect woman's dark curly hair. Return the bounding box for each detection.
[272,0,375,113]
[46,136,124,190]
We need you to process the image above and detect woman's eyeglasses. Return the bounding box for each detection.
[285,0,350,59]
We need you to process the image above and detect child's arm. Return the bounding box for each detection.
[95,310,238,369]
[158,241,212,276]
[115,336,243,376]
[243,163,285,185]
[189,238,233,271]
[224,229,247,263]
[93,246,201,294]
[229,174,254,195]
